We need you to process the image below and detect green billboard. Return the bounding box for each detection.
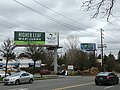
[14,31,59,46]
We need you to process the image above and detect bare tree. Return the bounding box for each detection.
[64,35,80,66]
[0,39,16,77]
[65,35,80,50]
[81,0,115,21]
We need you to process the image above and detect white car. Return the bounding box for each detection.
[3,71,34,85]
[0,71,9,77]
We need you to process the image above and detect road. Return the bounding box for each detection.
[0,75,120,90]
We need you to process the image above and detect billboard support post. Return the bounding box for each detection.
[54,47,57,73]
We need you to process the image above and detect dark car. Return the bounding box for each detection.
[95,72,119,85]
[57,70,65,75]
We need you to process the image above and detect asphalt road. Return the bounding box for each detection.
[0,75,120,90]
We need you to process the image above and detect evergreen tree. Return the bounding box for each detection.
[105,54,115,71]
[117,50,120,63]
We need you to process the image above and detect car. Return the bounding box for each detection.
[0,71,9,78]
[57,70,65,75]
[0,67,4,71]
[3,71,34,85]
[95,72,119,85]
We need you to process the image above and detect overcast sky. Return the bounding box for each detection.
[0,0,120,58]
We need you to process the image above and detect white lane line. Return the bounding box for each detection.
[9,88,28,90]
[104,86,113,89]
[53,82,94,90]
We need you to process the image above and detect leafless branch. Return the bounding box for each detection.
[81,0,115,22]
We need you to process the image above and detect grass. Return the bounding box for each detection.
[34,75,59,80]
[0,77,3,82]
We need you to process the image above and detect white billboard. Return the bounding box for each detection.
[45,32,59,46]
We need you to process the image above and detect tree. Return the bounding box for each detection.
[88,52,96,69]
[42,50,54,70]
[65,35,80,49]
[82,0,115,21]
[65,49,78,65]
[57,56,65,66]
[75,50,88,74]
[105,53,116,71]
[64,35,80,66]
[0,39,16,77]
[117,50,120,63]
[23,46,46,75]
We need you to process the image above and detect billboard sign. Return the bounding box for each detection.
[81,43,96,51]
[14,31,59,46]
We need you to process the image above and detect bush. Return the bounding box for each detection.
[90,67,99,75]
[20,67,41,74]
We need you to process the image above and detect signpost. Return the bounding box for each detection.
[68,65,74,76]
[14,31,59,73]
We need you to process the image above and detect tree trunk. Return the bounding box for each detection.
[33,61,36,75]
[5,58,8,77]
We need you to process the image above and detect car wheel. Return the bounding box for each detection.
[29,78,33,84]
[110,81,114,85]
[4,83,8,85]
[15,80,20,85]
[95,82,100,85]
[116,79,119,84]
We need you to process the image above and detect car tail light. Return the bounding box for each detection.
[106,76,110,79]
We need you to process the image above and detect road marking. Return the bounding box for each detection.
[104,86,113,89]
[9,88,28,90]
[53,82,94,90]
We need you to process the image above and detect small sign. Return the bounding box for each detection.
[68,65,74,70]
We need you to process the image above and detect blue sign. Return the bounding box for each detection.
[81,43,96,51]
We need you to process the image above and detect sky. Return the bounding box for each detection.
[0,0,120,58]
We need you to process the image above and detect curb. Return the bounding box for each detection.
[0,81,3,83]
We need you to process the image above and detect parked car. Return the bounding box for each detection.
[3,71,34,85]
[95,72,119,85]
[0,71,9,77]
[0,67,5,71]
[40,69,51,75]
[57,70,66,75]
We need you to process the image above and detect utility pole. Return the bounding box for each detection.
[101,28,104,72]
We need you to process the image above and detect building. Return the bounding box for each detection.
[0,57,44,68]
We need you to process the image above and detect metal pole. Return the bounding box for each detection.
[54,47,57,73]
[101,28,104,72]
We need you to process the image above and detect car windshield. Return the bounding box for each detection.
[10,72,21,77]
[97,72,110,76]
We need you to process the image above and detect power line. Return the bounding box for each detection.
[7,0,120,43]
[0,12,41,30]
[33,0,90,28]
[12,0,84,30]
[0,0,119,51]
